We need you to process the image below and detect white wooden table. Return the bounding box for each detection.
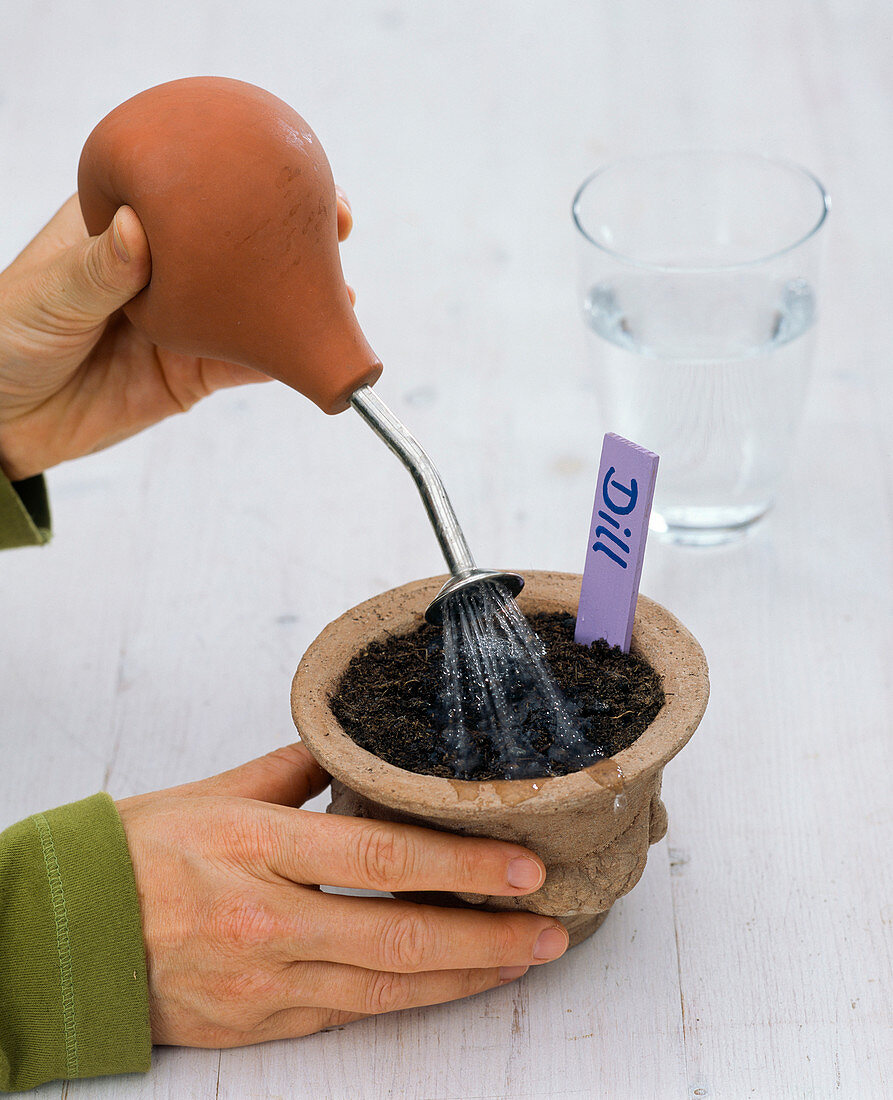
[1,2,890,1097]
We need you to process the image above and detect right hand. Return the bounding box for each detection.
[116,743,569,1048]
[0,190,355,481]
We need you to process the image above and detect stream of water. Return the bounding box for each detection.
[436,581,594,780]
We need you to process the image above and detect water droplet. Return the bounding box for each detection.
[447,780,481,803]
[588,759,625,794]
[490,779,544,806]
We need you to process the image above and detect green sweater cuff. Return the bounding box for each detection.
[0,471,51,548]
[0,793,151,1092]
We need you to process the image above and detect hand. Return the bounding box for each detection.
[0,192,355,481]
[116,742,568,1048]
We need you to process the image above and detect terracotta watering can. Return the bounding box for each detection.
[78,76,382,414]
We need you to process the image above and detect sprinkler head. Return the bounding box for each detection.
[424,569,525,624]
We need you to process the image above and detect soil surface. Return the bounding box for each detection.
[330,612,665,781]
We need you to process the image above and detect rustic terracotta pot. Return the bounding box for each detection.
[292,571,709,946]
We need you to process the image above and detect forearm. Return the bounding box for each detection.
[0,793,151,1091]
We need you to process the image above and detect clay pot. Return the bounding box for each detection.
[292,571,709,946]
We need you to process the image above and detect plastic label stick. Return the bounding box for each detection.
[575,433,659,652]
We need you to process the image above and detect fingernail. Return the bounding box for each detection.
[507,857,543,891]
[335,185,352,213]
[499,965,529,983]
[533,926,568,961]
[112,212,130,263]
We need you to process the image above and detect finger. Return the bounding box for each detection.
[254,1006,367,1043]
[36,205,150,331]
[190,359,272,391]
[335,187,352,241]
[179,743,330,807]
[346,283,356,307]
[287,892,569,972]
[275,959,527,1016]
[144,341,272,396]
[10,196,88,270]
[267,809,546,896]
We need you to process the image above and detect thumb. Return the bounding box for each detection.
[42,205,150,330]
[179,743,331,807]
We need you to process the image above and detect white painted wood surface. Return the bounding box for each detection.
[1,1,890,1096]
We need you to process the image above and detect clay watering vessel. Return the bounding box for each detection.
[78,76,381,413]
[293,571,710,946]
[77,76,522,615]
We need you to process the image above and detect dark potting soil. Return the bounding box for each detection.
[330,612,665,781]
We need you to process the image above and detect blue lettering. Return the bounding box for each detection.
[602,466,638,515]
[595,525,631,555]
[593,541,628,568]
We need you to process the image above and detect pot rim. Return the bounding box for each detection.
[292,571,709,817]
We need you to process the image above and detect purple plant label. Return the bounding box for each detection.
[575,433,659,652]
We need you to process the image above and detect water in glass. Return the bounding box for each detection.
[584,272,816,544]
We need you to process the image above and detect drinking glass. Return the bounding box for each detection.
[572,151,829,545]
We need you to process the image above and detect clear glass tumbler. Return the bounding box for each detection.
[572,151,829,545]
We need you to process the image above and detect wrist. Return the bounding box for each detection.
[0,419,44,481]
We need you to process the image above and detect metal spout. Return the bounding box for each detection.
[349,384,523,623]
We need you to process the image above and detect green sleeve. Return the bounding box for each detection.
[0,471,51,548]
[0,793,151,1092]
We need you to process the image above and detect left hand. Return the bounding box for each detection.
[117,742,562,1048]
[0,190,354,481]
